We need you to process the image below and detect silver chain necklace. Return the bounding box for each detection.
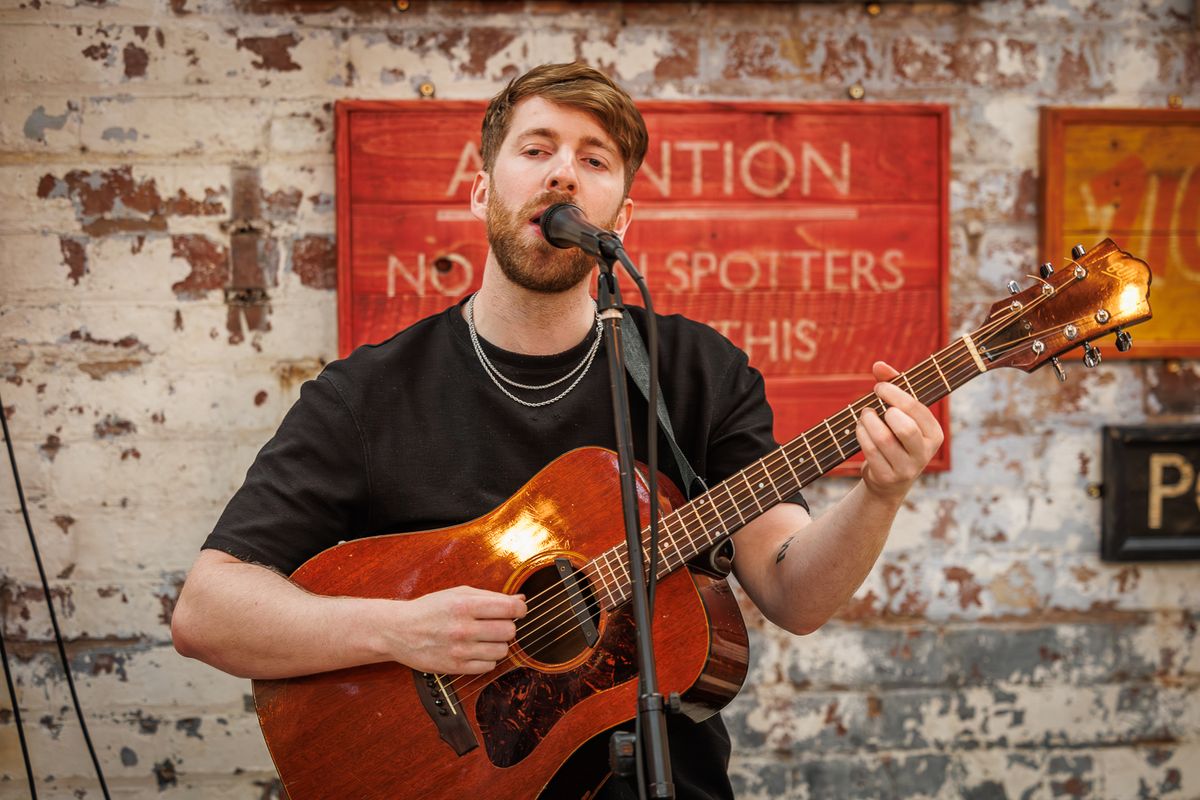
[466,293,604,408]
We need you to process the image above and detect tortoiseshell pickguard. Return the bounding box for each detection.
[476,604,638,767]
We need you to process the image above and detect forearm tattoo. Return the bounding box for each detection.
[775,535,795,564]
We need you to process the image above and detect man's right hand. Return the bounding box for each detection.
[388,586,528,675]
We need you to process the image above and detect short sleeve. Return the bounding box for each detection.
[704,348,809,513]
[203,374,371,574]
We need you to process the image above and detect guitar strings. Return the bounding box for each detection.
[441,288,1074,701]
[442,292,1058,701]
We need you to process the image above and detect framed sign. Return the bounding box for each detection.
[1101,425,1200,561]
[337,100,951,471]
[1041,107,1200,358]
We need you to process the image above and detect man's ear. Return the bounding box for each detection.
[469,171,489,222]
[613,196,634,238]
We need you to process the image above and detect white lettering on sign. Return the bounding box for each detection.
[635,140,851,198]
[445,141,483,197]
[708,318,819,363]
[660,248,905,293]
[387,252,474,297]
[1147,452,1199,529]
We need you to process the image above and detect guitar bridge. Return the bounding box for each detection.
[412,670,478,756]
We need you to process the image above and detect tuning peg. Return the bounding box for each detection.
[1007,280,1020,295]
[1115,328,1133,352]
[1039,262,1054,279]
[1083,342,1102,368]
[1051,357,1067,382]
[1071,244,1086,259]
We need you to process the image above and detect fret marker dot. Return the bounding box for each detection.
[758,482,765,489]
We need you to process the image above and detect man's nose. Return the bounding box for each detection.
[544,154,577,194]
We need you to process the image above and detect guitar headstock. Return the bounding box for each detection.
[974,239,1152,377]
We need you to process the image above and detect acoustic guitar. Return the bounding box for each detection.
[253,239,1151,798]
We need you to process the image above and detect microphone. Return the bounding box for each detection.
[539,203,624,261]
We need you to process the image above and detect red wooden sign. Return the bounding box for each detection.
[336,100,951,471]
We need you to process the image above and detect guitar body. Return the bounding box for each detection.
[252,447,749,800]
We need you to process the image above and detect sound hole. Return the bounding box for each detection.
[515,563,600,665]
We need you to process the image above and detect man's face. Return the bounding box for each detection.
[472,96,634,293]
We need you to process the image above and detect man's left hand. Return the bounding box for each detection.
[855,360,945,503]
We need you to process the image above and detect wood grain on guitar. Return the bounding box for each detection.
[253,239,1151,799]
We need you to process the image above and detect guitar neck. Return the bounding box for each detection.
[593,336,989,607]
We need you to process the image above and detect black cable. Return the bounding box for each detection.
[0,581,37,799]
[0,386,112,799]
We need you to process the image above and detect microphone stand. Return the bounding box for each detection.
[594,239,674,800]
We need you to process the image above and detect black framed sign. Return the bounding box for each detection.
[1101,425,1200,561]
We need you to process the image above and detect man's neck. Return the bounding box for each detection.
[468,269,597,356]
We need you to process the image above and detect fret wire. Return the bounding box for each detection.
[741,471,764,513]
[823,418,846,460]
[760,455,784,500]
[722,481,747,525]
[900,372,916,397]
[801,432,821,474]
[929,352,952,392]
[838,407,857,448]
[600,549,618,605]
[780,444,801,488]
[590,559,610,605]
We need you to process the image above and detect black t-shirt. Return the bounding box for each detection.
[205,299,807,799]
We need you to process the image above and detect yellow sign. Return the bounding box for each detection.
[1042,108,1200,358]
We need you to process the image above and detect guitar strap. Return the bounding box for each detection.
[621,311,737,578]
[620,310,705,500]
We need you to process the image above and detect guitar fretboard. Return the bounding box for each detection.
[585,336,989,608]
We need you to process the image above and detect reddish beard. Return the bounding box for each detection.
[485,188,621,294]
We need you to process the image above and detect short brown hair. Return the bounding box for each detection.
[480,63,649,196]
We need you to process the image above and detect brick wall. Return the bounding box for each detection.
[1,1,1197,797]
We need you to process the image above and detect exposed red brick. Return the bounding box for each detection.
[722,32,782,81]
[654,33,698,83]
[1057,48,1097,95]
[171,234,229,299]
[79,359,143,379]
[823,701,848,736]
[1114,565,1141,593]
[46,167,166,237]
[123,41,148,78]
[53,514,75,534]
[82,41,111,62]
[39,434,62,461]
[462,28,518,77]
[1014,168,1038,221]
[37,173,58,198]
[291,235,336,290]
[120,447,141,460]
[254,390,268,406]
[944,566,983,610]
[836,588,880,622]
[262,187,302,220]
[59,236,88,285]
[164,188,226,217]
[892,37,944,83]
[821,34,874,82]
[67,329,144,349]
[236,33,302,72]
[930,499,955,541]
[94,414,136,438]
[1148,361,1200,414]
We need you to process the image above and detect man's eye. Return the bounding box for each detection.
[586,158,607,169]
[524,148,545,156]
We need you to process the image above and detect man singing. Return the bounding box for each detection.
[172,62,943,798]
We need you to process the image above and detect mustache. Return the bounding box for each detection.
[519,190,578,220]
